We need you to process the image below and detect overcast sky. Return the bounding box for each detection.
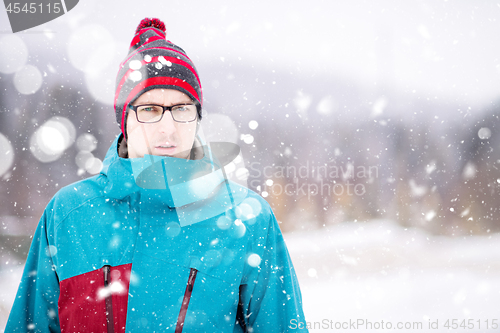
[1,0,499,109]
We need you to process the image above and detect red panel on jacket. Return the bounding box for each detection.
[58,263,132,333]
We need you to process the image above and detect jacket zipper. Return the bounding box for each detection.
[103,265,115,333]
[175,268,198,333]
[236,285,248,332]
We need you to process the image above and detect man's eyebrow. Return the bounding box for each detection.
[173,100,195,104]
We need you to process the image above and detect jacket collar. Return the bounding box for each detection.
[100,135,232,209]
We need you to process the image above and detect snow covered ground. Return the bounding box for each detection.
[1,220,500,332]
[286,220,500,332]
[0,265,23,330]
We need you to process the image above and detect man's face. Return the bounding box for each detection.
[126,88,198,159]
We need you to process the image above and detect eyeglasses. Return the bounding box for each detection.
[129,104,198,123]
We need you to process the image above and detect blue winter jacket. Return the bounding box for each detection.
[5,135,308,332]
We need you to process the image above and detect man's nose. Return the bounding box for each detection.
[158,111,177,133]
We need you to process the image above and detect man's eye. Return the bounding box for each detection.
[141,106,157,112]
[174,105,193,112]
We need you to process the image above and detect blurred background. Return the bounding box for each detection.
[1,0,500,331]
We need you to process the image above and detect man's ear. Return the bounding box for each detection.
[118,135,129,158]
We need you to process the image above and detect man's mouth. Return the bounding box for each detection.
[154,145,177,155]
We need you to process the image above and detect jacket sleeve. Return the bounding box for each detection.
[5,211,61,332]
[237,212,309,333]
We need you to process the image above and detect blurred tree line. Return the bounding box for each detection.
[1,55,500,264]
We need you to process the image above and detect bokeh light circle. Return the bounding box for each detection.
[30,117,76,163]
[84,41,124,105]
[242,134,254,144]
[75,151,94,169]
[85,70,115,105]
[85,157,103,174]
[247,253,261,267]
[76,133,98,152]
[13,65,43,95]
[67,24,115,74]
[229,219,246,238]
[216,215,231,230]
[165,222,181,237]
[478,127,491,140]
[249,120,258,130]
[238,197,262,218]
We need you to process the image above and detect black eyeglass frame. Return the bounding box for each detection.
[128,103,198,123]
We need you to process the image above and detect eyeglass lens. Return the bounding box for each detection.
[136,104,197,122]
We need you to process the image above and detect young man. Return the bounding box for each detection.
[6,18,308,332]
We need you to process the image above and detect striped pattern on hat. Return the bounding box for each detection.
[114,18,203,137]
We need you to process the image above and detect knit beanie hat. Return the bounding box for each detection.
[114,18,203,138]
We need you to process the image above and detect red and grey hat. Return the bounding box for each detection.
[114,18,203,137]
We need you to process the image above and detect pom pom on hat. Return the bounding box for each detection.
[135,18,166,34]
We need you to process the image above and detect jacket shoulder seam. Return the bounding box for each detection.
[54,194,110,230]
